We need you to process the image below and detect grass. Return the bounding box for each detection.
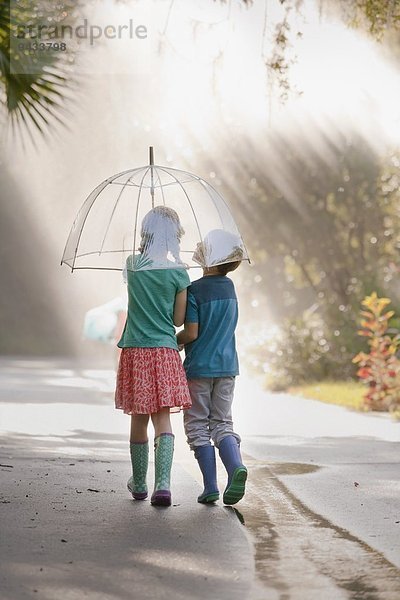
[288,381,366,411]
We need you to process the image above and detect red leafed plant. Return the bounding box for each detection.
[353,292,400,412]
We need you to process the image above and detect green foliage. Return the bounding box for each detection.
[242,138,400,317]
[234,0,400,100]
[344,0,400,36]
[233,136,400,392]
[246,304,365,391]
[0,1,76,136]
[353,292,400,412]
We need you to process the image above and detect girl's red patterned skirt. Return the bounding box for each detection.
[115,347,192,415]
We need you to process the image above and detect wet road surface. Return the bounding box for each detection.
[1,358,399,599]
[238,460,400,599]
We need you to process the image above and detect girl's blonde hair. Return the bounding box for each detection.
[139,206,185,264]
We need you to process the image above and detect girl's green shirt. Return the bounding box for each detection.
[117,261,190,350]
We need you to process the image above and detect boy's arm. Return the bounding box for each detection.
[177,288,198,347]
[177,322,199,346]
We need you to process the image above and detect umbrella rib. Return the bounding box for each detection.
[153,166,166,206]
[62,167,145,270]
[195,178,226,228]
[99,172,134,255]
[68,180,110,270]
[65,266,131,272]
[154,166,204,249]
[110,182,140,187]
[153,164,201,179]
[132,166,152,259]
[69,263,202,272]
[71,248,200,259]
[110,177,195,189]
[68,249,135,259]
[63,251,203,272]
[195,177,251,264]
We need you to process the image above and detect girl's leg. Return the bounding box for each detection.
[150,407,172,436]
[130,413,150,442]
[150,408,174,506]
[128,414,150,500]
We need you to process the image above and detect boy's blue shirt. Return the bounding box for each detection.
[183,275,239,379]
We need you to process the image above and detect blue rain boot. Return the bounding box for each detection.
[218,435,247,505]
[194,445,220,504]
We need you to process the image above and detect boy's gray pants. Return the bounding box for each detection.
[184,377,241,451]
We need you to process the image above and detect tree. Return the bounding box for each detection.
[2,0,400,136]
[0,0,76,138]
[230,0,400,100]
[223,131,400,318]
[190,127,400,384]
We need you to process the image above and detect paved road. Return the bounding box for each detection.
[0,358,256,600]
[233,376,400,568]
[0,455,254,600]
[1,358,399,599]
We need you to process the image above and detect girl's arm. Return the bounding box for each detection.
[177,322,199,346]
[113,310,127,343]
[173,289,188,327]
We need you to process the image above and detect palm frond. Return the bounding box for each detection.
[0,0,77,136]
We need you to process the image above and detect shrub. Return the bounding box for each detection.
[353,292,400,412]
[246,305,362,390]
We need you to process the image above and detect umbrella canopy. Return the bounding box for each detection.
[61,148,249,272]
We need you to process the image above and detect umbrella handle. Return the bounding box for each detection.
[149,146,155,208]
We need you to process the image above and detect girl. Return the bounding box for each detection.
[115,206,192,506]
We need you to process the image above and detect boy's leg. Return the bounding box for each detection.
[218,436,247,505]
[209,378,247,505]
[194,445,220,503]
[208,377,240,445]
[184,379,213,449]
[128,414,150,500]
[184,379,219,503]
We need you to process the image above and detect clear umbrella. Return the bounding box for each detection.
[61,147,249,272]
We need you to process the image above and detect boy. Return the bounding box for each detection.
[177,231,247,505]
